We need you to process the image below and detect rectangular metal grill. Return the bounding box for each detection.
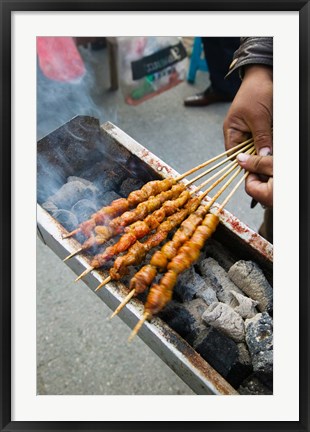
[37,115,273,395]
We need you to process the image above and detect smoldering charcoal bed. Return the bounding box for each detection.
[37,115,273,395]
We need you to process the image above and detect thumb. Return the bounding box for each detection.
[236,154,273,177]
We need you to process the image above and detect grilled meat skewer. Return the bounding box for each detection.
[90,189,190,267]
[64,183,186,261]
[63,177,176,239]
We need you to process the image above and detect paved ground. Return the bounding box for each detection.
[37,39,264,395]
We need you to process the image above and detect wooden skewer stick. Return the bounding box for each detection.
[192,161,238,195]
[63,248,83,262]
[62,228,80,239]
[175,138,253,181]
[192,145,255,194]
[216,170,251,215]
[128,312,151,342]
[186,142,254,186]
[94,275,112,292]
[75,266,94,282]
[110,289,136,319]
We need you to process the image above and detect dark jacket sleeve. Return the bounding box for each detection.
[227,37,273,78]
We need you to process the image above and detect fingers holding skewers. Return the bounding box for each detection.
[236,152,273,208]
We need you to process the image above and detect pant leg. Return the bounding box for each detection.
[202,37,241,98]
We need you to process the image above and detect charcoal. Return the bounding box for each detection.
[202,302,245,342]
[97,190,121,207]
[159,298,209,344]
[67,176,93,186]
[42,200,58,213]
[197,257,243,307]
[203,238,236,272]
[245,312,273,377]
[230,290,258,319]
[228,260,273,313]
[196,286,218,305]
[158,301,198,341]
[174,267,207,302]
[238,374,273,395]
[93,172,120,193]
[81,160,127,187]
[71,199,98,223]
[48,181,98,210]
[80,160,114,180]
[119,178,144,197]
[184,298,209,319]
[65,141,93,167]
[52,209,79,232]
[226,343,253,388]
[182,298,210,343]
[193,326,239,378]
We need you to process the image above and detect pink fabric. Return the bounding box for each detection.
[37,37,85,82]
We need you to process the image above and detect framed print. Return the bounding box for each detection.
[2,1,309,431]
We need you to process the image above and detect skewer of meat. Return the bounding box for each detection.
[63,183,186,261]
[76,195,201,283]
[110,204,208,319]
[79,189,191,269]
[129,168,252,341]
[62,177,176,239]
[91,157,247,290]
[62,139,253,240]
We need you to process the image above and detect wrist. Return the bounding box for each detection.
[243,64,273,82]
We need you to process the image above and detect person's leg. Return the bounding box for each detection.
[202,37,240,98]
[184,37,240,107]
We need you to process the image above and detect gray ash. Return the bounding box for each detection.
[52,209,79,232]
[71,199,98,223]
[174,267,207,302]
[228,260,273,314]
[81,160,127,193]
[97,190,121,207]
[46,180,98,210]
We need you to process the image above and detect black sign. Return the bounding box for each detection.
[131,41,187,81]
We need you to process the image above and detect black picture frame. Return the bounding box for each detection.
[1,1,309,431]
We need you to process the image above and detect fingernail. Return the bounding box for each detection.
[237,153,250,162]
[259,147,271,156]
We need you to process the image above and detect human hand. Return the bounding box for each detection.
[223,65,273,156]
[237,153,273,208]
